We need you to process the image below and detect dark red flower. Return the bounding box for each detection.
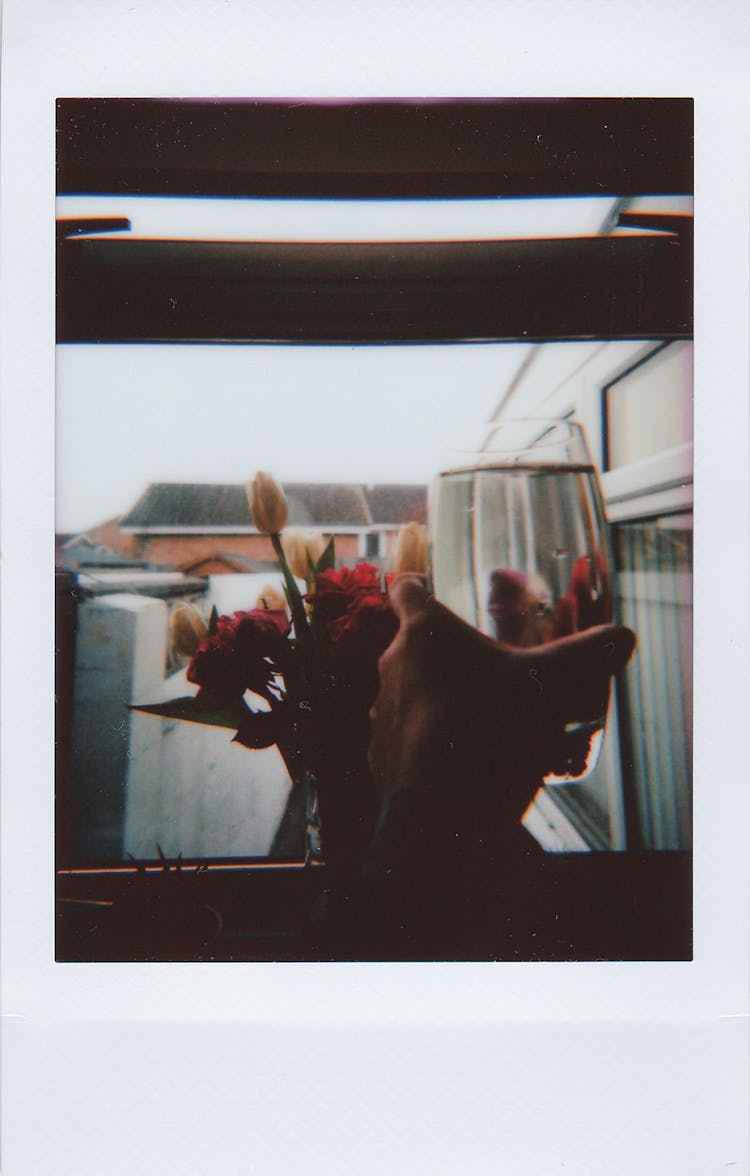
[307,563,383,620]
[318,593,398,718]
[186,577,400,788]
[218,608,290,644]
[325,593,396,650]
[187,644,251,706]
[187,608,291,706]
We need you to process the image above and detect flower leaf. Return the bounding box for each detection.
[130,696,246,730]
[208,605,219,636]
[315,536,336,575]
[306,550,317,591]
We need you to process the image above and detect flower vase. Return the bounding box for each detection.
[275,734,377,880]
[307,750,380,885]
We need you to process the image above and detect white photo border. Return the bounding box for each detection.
[2,1,748,1171]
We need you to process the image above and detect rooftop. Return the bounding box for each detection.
[120,481,427,531]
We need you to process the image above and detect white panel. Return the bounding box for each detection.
[606,341,693,469]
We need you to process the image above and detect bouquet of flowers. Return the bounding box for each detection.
[137,472,427,876]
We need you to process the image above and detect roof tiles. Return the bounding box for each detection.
[120,481,426,530]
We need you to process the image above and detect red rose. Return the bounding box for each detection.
[187,608,291,705]
[318,593,398,716]
[218,608,290,644]
[325,594,397,651]
[307,563,382,621]
[187,643,251,706]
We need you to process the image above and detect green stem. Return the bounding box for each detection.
[271,532,315,669]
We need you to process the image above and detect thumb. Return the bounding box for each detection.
[389,574,433,623]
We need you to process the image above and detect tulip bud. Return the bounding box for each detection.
[255,584,288,613]
[281,529,327,580]
[304,532,327,569]
[170,602,208,659]
[246,471,288,535]
[392,521,428,577]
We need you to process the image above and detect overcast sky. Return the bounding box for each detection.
[56,341,530,532]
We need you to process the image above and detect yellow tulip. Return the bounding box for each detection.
[392,521,428,576]
[246,471,288,535]
[170,602,207,658]
[255,584,288,612]
[281,529,327,579]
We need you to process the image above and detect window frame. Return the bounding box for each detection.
[518,340,693,852]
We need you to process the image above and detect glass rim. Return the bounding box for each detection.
[437,417,589,464]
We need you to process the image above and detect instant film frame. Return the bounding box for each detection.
[2,1,748,1171]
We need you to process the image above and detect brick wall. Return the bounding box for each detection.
[141,533,275,568]
[86,517,143,559]
[330,533,361,561]
[134,531,366,569]
[91,528,400,570]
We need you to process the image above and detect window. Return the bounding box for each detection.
[614,513,693,849]
[508,338,693,853]
[535,509,693,856]
[57,341,521,867]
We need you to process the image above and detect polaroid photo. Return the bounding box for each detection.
[1,2,748,1172]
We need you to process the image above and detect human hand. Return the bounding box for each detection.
[368,575,636,823]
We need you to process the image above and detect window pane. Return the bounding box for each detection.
[614,514,692,849]
[541,753,615,850]
[606,343,693,470]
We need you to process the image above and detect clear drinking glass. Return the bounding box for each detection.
[428,418,613,784]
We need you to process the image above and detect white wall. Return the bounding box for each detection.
[206,572,302,617]
[70,593,294,862]
[124,700,294,860]
[70,593,167,860]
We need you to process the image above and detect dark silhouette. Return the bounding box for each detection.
[310,575,637,959]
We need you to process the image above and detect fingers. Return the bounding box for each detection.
[601,624,636,671]
[537,624,636,678]
[515,624,636,722]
